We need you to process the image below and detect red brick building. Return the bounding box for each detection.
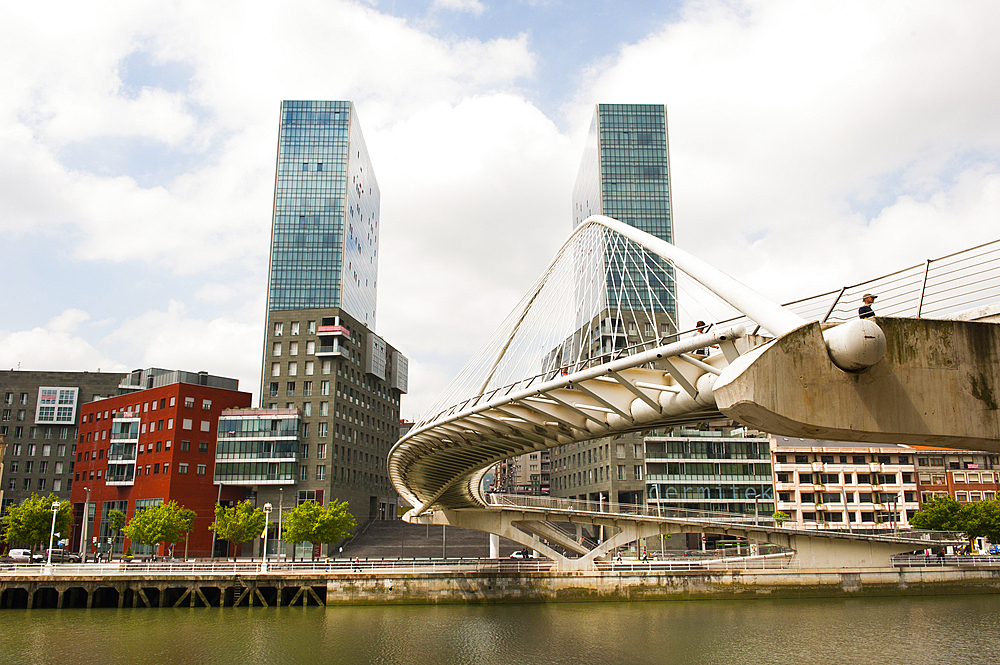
[70,369,251,558]
[911,445,1000,506]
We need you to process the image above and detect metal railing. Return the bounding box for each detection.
[0,557,555,577]
[891,554,1000,568]
[487,493,962,543]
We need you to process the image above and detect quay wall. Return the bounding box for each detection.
[325,568,1000,605]
[3,568,1000,609]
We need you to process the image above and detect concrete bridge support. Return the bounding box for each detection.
[716,318,1000,450]
[414,508,935,571]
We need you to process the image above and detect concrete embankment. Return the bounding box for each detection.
[3,567,1000,609]
[325,568,1000,605]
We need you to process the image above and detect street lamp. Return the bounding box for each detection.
[79,487,90,563]
[261,502,272,573]
[45,501,61,573]
[278,488,283,561]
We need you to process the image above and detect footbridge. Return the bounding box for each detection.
[389,216,1000,568]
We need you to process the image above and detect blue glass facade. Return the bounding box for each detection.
[267,100,379,328]
[572,104,676,322]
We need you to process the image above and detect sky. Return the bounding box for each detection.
[3,0,1000,421]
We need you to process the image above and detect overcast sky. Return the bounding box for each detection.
[3,0,1000,420]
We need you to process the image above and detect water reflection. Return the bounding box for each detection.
[3,595,999,665]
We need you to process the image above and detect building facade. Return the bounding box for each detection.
[70,369,251,558]
[572,103,677,338]
[911,446,1000,505]
[771,437,920,529]
[258,101,407,547]
[1,370,126,513]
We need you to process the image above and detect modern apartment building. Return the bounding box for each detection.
[258,101,407,544]
[70,368,252,558]
[1,370,126,512]
[771,436,920,529]
[550,430,648,506]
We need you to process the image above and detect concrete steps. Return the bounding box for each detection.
[341,521,523,560]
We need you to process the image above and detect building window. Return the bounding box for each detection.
[306,341,315,355]
[179,463,189,474]
[617,465,625,480]
[196,464,207,475]
[299,444,309,458]
[289,341,299,356]
[272,363,281,377]
[200,421,211,432]
[305,361,314,376]
[318,423,328,438]
[274,322,283,336]
[288,362,297,376]
[307,321,316,334]
[320,402,329,417]
[616,443,625,459]
[634,465,643,480]
[199,442,208,453]
[287,382,296,397]
[300,466,309,481]
[181,440,191,451]
[182,418,193,430]
[322,360,332,375]
[320,380,330,396]
[317,443,327,458]
[316,465,326,480]
[303,381,313,396]
[202,399,211,410]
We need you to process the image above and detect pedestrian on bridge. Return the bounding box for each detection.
[859,293,877,319]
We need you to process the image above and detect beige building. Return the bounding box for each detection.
[771,436,919,529]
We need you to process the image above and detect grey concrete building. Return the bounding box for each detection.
[1,370,126,512]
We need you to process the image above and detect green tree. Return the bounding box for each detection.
[910,496,964,531]
[1,494,73,551]
[772,511,790,526]
[178,508,197,559]
[108,509,126,561]
[122,501,189,555]
[282,500,356,560]
[960,500,1000,548]
[210,501,266,560]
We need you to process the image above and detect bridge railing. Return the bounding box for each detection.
[487,493,963,542]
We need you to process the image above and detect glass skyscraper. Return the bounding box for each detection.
[267,100,379,327]
[572,104,677,324]
[257,101,407,542]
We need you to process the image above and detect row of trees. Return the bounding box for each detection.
[1,493,356,559]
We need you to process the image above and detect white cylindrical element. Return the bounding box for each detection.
[823,319,887,371]
[490,533,500,559]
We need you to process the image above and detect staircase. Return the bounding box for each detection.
[340,521,522,559]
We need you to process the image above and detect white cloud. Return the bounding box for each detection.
[0,310,129,373]
[431,0,487,15]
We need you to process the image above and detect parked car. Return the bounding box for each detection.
[989,544,1000,555]
[43,548,81,563]
[5,549,42,563]
[509,550,534,559]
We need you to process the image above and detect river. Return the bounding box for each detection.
[3,594,999,664]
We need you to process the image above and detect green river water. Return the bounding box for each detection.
[3,594,999,665]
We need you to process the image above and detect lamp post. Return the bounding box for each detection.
[45,501,60,573]
[79,487,90,563]
[278,488,283,560]
[261,502,272,573]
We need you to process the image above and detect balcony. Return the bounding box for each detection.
[317,325,351,338]
[213,474,297,486]
[316,344,345,357]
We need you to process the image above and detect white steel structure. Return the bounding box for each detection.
[388,217,1000,569]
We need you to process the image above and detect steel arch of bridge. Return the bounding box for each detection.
[389,215,813,517]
